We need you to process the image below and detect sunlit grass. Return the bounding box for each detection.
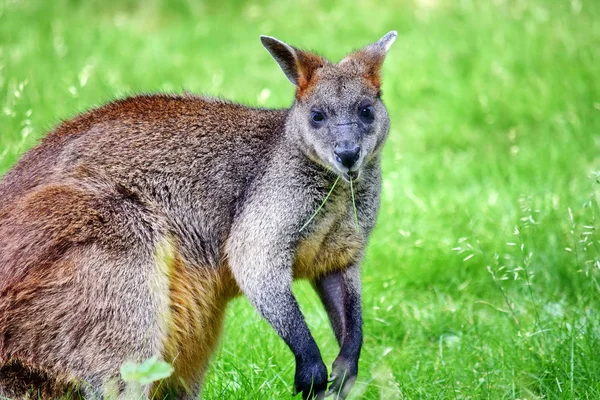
[1,0,599,398]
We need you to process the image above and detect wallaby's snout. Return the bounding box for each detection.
[334,143,360,170]
[332,122,362,173]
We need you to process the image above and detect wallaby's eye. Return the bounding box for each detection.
[358,101,375,124]
[310,110,326,127]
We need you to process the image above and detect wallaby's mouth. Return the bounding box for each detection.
[330,143,362,182]
[329,156,362,182]
[344,170,360,182]
[336,167,361,183]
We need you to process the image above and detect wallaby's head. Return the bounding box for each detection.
[261,32,396,181]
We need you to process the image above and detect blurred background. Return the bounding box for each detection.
[1,0,599,398]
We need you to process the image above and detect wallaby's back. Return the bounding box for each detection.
[1,94,287,208]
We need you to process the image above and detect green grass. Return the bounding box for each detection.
[1,0,600,398]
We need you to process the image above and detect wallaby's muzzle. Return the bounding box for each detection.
[331,123,363,180]
[334,143,360,170]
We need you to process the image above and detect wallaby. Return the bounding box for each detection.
[0,31,396,399]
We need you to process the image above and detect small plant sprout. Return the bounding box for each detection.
[120,356,174,398]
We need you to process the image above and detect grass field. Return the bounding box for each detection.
[1,0,600,398]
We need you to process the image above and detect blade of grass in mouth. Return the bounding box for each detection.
[350,177,360,232]
[299,176,340,232]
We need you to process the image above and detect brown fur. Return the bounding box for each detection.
[344,50,385,90]
[0,95,288,398]
[294,50,328,100]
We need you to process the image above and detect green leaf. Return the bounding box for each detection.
[120,356,174,385]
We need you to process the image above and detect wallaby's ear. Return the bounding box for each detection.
[341,31,398,91]
[260,35,327,98]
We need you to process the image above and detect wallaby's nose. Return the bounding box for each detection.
[334,145,361,169]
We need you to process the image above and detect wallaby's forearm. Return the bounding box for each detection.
[314,266,363,398]
[251,286,322,362]
[254,287,328,398]
[314,268,363,357]
[230,262,328,399]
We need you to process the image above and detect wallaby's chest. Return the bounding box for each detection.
[292,200,363,279]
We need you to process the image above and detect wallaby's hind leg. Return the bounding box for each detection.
[0,243,170,399]
[0,184,170,398]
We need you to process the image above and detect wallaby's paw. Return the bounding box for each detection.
[293,360,328,400]
[325,357,357,399]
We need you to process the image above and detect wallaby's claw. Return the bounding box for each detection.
[293,388,326,400]
[294,359,328,400]
[325,377,356,399]
[315,390,327,400]
[326,359,357,399]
